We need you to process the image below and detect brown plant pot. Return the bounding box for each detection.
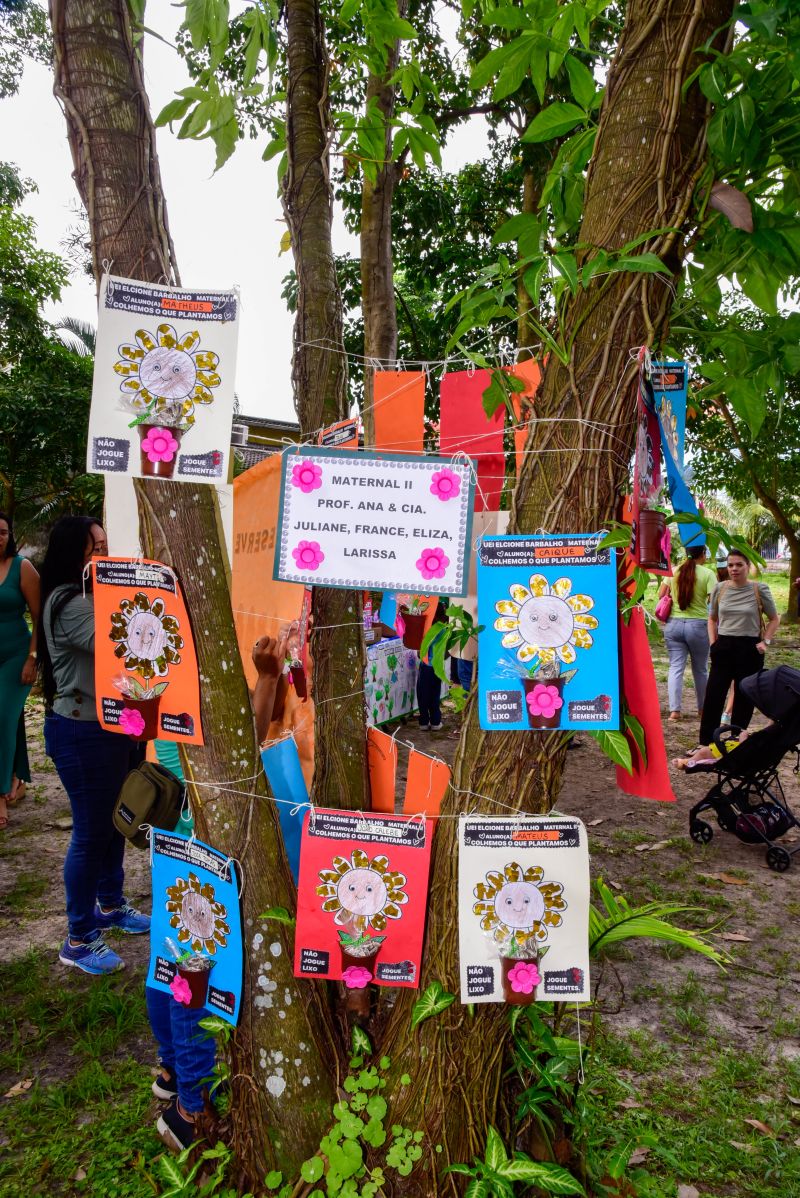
[400,608,426,651]
[138,424,182,478]
[500,956,538,1006]
[522,677,565,730]
[176,957,214,1009]
[340,945,380,1019]
[289,663,308,701]
[121,695,161,740]
[637,509,667,570]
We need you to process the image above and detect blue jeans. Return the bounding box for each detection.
[456,658,474,691]
[146,986,216,1113]
[662,618,709,714]
[44,714,137,940]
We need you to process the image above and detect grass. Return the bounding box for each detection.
[0,951,163,1198]
[0,870,49,916]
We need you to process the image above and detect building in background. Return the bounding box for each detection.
[232,414,302,472]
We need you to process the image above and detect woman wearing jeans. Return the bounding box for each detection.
[39,516,149,975]
[657,547,716,721]
[699,548,779,745]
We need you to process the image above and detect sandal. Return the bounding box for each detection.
[7,779,25,806]
[0,794,8,830]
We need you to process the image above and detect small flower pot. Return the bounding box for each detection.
[399,607,426,651]
[500,956,539,1006]
[340,946,380,1019]
[290,663,308,700]
[176,956,214,1009]
[636,509,667,570]
[121,695,162,739]
[138,424,182,479]
[522,677,565,730]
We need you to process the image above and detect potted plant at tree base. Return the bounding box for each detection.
[521,662,577,730]
[398,597,429,650]
[114,675,168,739]
[636,502,670,570]
[338,918,386,1017]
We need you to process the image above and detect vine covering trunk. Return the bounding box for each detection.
[50,1,339,1185]
[377,2,735,1192]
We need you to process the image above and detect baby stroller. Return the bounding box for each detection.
[688,665,800,872]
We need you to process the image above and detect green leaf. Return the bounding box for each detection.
[484,1126,508,1170]
[496,1158,585,1192]
[410,980,456,1029]
[351,1026,372,1056]
[265,1172,283,1191]
[565,55,596,110]
[492,213,540,246]
[589,730,633,774]
[624,712,647,771]
[522,102,587,143]
[339,0,361,22]
[300,1157,324,1183]
[259,906,295,925]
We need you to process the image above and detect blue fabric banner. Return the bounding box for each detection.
[261,737,310,883]
[148,829,243,1026]
[651,360,705,549]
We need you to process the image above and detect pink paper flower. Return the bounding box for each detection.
[429,467,460,502]
[119,706,146,737]
[342,965,372,989]
[507,961,540,994]
[141,426,179,463]
[395,611,406,637]
[660,526,672,559]
[526,684,563,718]
[291,540,325,571]
[170,973,193,1005]
[291,460,323,494]
[415,546,450,580]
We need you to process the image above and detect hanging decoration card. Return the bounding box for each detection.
[476,534,620,732]
[294,809,433,988]
[652,360,705,550]
[148,829,243,1025]
[631,352,670,573]
[87,274,238,483]
[275,447,474,594]
[458,815,590,1004]
[92,557,203,743]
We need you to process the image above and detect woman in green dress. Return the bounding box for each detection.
[0,512,40,829]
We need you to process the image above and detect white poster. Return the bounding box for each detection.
[458,815,590,1004]
[275,447,474,594]
[87,274,239,483]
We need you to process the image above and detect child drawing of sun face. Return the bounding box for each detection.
[494,575,598,665]
[166,873,230,954]
[114,324,221,427]
[317,850,408,931]
[109,593,183,680]
[473,863,566,947]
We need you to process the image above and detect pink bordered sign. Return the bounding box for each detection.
[274,447,475,595]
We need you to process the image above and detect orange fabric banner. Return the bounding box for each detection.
[232,453,314,784]
[373,371,426,453]
[367,726,398,813]
[507,358,541,476]
[403,749,451,819]
[92,557,203,743]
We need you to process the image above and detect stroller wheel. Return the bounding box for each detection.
[716,807,738,833]
[766,845,791,873]
[690,818,713,845]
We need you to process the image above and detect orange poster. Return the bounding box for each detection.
[92,557,203,743]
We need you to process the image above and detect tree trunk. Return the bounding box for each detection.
[283,0,369,809]
[379,3,735,1192]
[50,2,339,1185]
[359,5,407,442]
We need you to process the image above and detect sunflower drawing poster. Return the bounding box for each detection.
[476,533,620,732]
[458,815,590,1004]
[294,810,433,988]
[87,274,238,483]
[92,557,203,743]
[148,829,243,1026]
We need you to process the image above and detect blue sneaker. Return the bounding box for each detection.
[94,900,150,935]
[59,933,124,975]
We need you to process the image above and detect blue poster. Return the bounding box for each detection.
[147,829,243,1026]
[261,738,310,884]
[651,360,705,549]
[476,534,620,732]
